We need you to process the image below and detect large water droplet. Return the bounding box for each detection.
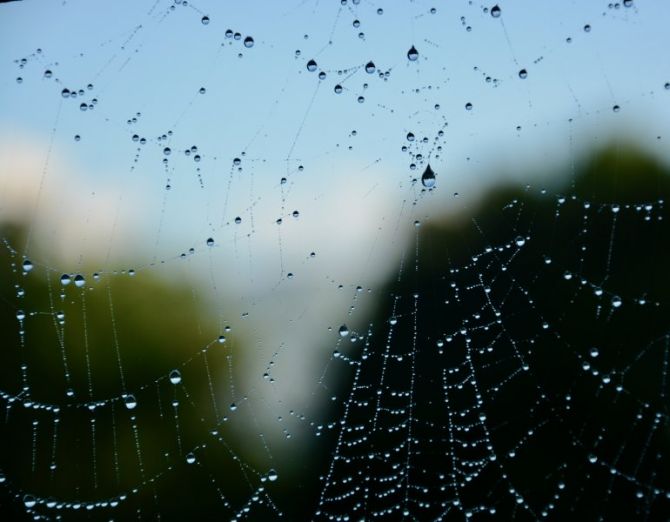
[306,59,317,72]
[338,324,350,337]
[22,259,33,272]
[169,370,182,385]
[74,274,85,288]
[23,495,36,508]
[243,36,254,48]
[365,61,376,74]
[124,394,137,410]
[490,5,501,18]
[267,469,278,482]
[421,164,436,188]
[201,16,210,25]
[407,46,419,61]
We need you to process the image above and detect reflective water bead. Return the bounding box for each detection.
[421,164,436,188]
[124,394,137,410]
[169,369,182,385]
[407,46,419,61]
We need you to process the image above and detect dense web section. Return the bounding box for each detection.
[1,0,669,520]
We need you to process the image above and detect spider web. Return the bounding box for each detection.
[0,0,669,520]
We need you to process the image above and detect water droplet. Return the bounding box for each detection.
[421,164,436,188]
[338,324,350,337]
[306,59,317,72]
[334,84,343,94]
[22,259,33,272]
[169,370,182,385]
[515,236,526,247]
[407,46,419,61]
[201,16,210,25]
[611,296,622,308]
[163,147,171,156]
[23,495,36,509]
[518,69,528,79]
[16,310,25,321]
[60,274,71,286]
[124,395,137,410]
[267,469,278,482]
[365,61,376,74]
[584,24,591,32]
[74,274,85,288]
[407,132,415,142]
[465,102,473,110]
[206,237,215,247]
[243,36,254,48]
[186,452,196,464]
[590,347,599,358]
[490,5,501,18]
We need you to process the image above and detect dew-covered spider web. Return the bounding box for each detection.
[1,0,670,520]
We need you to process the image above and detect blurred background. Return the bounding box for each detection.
[0,0,669,520]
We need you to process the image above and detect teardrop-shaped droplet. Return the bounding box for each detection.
[243,36,254,48]
[60,274,71,286]
[22,259,33,272]
[365,61,376,74]
[338,324,350,337]
[421,164,436,188]
[74,274,85,288]
[306,59,317,72]
[407,46,419,61]
[490,5,501,18]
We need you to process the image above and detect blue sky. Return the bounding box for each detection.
[1,0,669,271]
